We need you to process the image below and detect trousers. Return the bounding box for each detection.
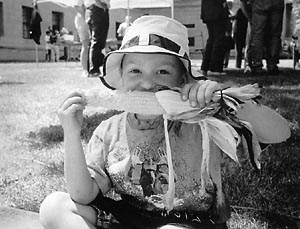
[86,4,109,72]
[201,20,226,72]
[250,0,284,70]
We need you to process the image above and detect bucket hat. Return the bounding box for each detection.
[101,15,195,90]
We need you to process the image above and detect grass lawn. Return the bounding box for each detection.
[0,61,299,228]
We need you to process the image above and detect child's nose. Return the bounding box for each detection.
[140,77,157,90]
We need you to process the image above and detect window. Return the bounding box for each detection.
[184,24,195,29]
[116,22,121,40]
[188,37,195,46]
[0,2,3,36]
[52,11,63,32]
[22,6,33,39]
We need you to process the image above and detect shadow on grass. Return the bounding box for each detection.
[220,68,300,87]
[28,110,122,147]
[223,139,300,228]
[25,71,300,227]
[0,81,25,86]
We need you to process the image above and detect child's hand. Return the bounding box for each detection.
[56,91,86,135]
[181,80,221,108]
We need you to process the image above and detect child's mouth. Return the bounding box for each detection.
[146,86,171,93]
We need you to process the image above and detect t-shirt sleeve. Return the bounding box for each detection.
[86,123,112,194]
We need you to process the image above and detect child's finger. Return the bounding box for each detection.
[59,96,86,112]
[64,103,85,115]
[58,91,85,108]
[203,81,221,104]
[189,80,209,107]
[57,97,86,118]
[188,84,201,107]
[180,83,193,101]
[196,82,207,108]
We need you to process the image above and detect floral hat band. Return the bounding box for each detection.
[120,34,189,59]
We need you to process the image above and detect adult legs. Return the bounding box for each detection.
[45,49,51,62]
[80,38,90,73]
[50,45,55,62]
[201,21,226,73]
[250,4,268,72]
[244,22,252,72]
[201,22,214,73]
[87,5,109,74]
[265,2,284,73]
[209,21,226,72]
[39,191,97,229]
[53,45,60,62]
[223,51,230,68]
[235,40,244,68]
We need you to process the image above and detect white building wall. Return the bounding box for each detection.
[0,0,249,62]
[0,0,76,62]
[108,1,205,59]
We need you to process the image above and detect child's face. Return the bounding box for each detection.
[120,53,185,92]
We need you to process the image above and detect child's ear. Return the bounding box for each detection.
[180,72,189,85]
[181,72,197,85]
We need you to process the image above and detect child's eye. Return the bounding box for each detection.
[129,69,141,74]
[158,70,170,75]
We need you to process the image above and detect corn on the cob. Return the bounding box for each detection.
[83,89,166,115]
[83,84,261,116]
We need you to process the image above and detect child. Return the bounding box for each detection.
[39,16,229,229]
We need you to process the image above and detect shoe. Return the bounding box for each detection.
[251,68,264,76]
[243,66,252,74]
[267,66,279,75]
[88,73,102,78]
[81,71,89,78]
[207,71,226,76]
[197,69,207,76]
[89,69,101,76]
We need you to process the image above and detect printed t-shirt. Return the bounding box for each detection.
[86,112,230,221]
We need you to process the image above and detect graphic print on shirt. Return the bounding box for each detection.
[129,145,169,197]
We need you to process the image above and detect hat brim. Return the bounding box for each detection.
[101,45,193,90]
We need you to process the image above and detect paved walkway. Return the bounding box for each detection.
[191,59,295,70]
[0,207,42,229]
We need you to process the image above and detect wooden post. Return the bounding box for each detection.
[171,0,174,19]
[35,44,39,66]
[127,0,130,17]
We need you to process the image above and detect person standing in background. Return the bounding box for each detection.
[200,0,228,76]
[50,29,60,62]
[223,0,234,68]
[250,0,285,75]
[240,0,253,74]
[74,0,90,77]
[117,15,132,39]
[223,30,235,68]
[84,0,110,77]
[233,7,248,68]
[45,31,52,62]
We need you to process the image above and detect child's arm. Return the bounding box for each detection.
[56,91,99,204]
[181,80,221,108]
